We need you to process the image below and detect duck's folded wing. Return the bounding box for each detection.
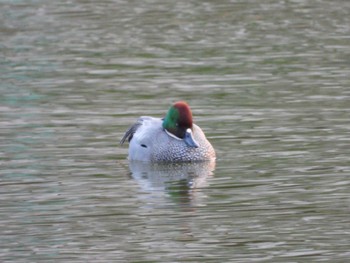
[120,119,143,145]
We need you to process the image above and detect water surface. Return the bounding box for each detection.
[1,0,350,262]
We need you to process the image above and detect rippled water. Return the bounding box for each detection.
[1,0,350,262]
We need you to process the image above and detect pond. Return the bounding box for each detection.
[1,0,350,261]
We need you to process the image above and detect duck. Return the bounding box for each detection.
[120,101,216,162]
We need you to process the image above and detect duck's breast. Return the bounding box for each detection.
[151,124,215,162]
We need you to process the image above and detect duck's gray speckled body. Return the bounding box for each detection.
[120,102,216,163]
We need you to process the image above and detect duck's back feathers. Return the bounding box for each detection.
[120,118,143,145]
[120,117,161,145]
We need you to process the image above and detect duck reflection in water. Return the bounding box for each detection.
[128,160,216,206]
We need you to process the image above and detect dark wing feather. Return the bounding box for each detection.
[120,120,142,145]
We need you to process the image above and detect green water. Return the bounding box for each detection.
[1,0,350,262]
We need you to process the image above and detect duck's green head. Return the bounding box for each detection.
[163,101,199,148]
